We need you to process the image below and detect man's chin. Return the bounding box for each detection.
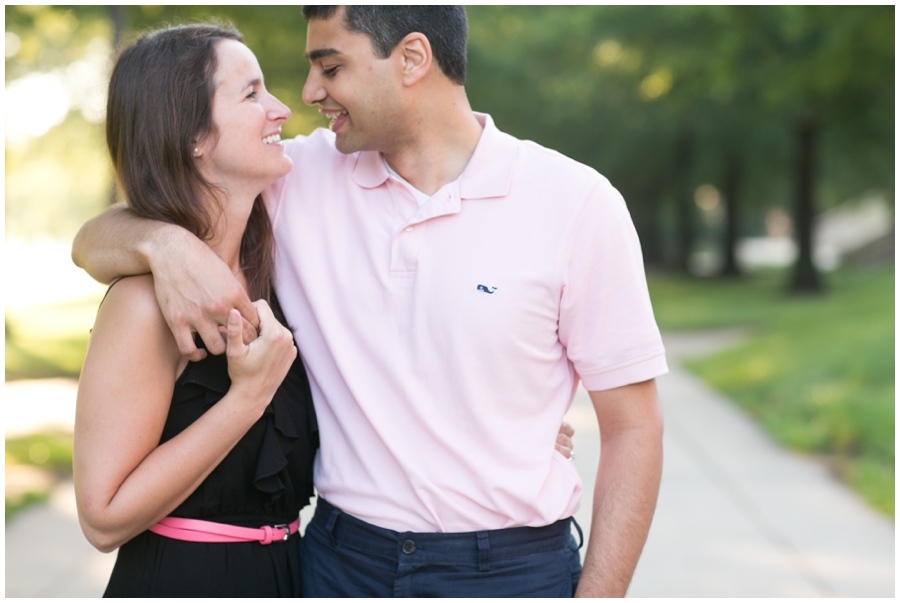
[334,135,361,155]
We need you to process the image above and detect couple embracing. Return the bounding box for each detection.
[73,6,667,598]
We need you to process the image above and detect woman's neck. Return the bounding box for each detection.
[205,193,256,283]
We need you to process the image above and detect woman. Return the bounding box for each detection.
[74,22,575,598]
[74,24,316,597]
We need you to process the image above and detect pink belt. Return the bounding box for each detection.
[149,516,300,545]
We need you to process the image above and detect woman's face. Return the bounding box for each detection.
[197,40,293,196]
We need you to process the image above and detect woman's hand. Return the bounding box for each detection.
[556,420,576,460]
[74,280,298,553]
[225,300,297,410]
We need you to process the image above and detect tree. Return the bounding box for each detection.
[734,6,894,293]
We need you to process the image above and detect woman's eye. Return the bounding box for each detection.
[246,91,258,100]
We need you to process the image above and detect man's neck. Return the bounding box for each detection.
[381,96,484,196]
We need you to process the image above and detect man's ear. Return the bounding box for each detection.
[397,32,432,86]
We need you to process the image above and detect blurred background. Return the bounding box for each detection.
[5,5,894,596]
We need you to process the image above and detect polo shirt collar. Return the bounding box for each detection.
[458,113,517,200]
[351,113,517,201]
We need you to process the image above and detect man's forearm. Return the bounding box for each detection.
[71,202,184,284]
[576,383,664,597]
[73,202,259,359]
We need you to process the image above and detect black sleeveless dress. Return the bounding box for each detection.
[103,317,318,597]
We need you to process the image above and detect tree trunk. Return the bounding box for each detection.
[789,117,824,293]
[109,6,129,50]
[630,179,665,268]
[718,152,742,277]
[641,180,665,267]
[673,131,695,273]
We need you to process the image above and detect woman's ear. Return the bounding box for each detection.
[397,32,432,86]
[192,133,212,159]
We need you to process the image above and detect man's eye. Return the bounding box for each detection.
[323,66,339,77]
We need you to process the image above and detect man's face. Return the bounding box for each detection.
[303,10,402,154]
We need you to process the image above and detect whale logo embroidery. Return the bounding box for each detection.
[477,285,498,294]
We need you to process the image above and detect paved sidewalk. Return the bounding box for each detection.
[629,331,894,597]
[4,330,895,597]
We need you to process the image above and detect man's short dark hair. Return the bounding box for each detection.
[302,6,468,85]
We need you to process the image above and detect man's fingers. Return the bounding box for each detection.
[195,323,227,356]
[235,294,260,332]
[560,420,574,437]
[241,316,259,345]
[173,327,206,362]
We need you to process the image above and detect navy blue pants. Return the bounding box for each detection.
[300,498,583,597]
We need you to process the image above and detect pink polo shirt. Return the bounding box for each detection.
[265,114,667,533]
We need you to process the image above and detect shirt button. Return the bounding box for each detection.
[405,226,414,232]
[401,539,416,555]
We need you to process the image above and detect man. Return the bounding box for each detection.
[73,6,666,597]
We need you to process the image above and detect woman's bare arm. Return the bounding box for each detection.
[73,276,296,553]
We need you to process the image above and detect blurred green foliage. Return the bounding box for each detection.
[650,266,895,515]
[6,432,75,476]
[5,330,89,380]
[5,432,75,521]
[5,5,893,260]
[6,296,102,380]
[5,490,50,522]
[465,6,893,289]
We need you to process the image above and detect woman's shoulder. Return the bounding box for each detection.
[99,275,161,318]
[92,275,179,359]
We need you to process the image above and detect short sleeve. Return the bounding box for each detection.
[557,178,668,391]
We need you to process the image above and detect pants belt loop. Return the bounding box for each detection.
[476,531,491,572]
[325,507,341,547]
[571,517,585,550]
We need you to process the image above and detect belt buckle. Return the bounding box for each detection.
[274,523,290,541]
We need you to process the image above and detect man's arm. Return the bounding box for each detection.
[72,203,258,360]
[575,378,663,598]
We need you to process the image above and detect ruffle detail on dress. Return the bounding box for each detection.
[173,353,230,401]
[171,351,315,501]
[251,354,310,496]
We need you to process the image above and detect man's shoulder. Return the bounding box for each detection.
[283,127,340,161]
[516,136,601,181]
[503,133,614,202]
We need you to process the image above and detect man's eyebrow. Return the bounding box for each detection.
[306,48,340,62]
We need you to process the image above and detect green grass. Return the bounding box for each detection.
[5,432,75,521]
[6,296,98,380]
[5,491,51,522]
[5,334,89,380]
[6,432,76,475]
[6,296,97,519]
[648,266,895,516]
